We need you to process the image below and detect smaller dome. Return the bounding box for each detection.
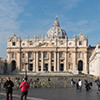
[46,17,67,38]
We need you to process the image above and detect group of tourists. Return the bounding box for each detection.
[3,76,29,100]
[71,78,93,91]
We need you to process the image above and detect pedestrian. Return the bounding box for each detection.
[71,78,76,86]
[76,82,79,90]
[78,79,82,91]
[84,80,90,91]
[19,77,30,100]
[4,77,14,100]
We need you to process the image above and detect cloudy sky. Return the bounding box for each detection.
[0,0,100,58]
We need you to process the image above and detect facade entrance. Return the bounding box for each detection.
[11,60,16,72]
[29,64,33,71]
[60,64,64,71]
[78,60,83,74]
[44,64,48,71]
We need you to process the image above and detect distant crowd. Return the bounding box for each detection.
[71,78,100,92]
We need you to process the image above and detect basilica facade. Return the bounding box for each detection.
[6,17,94,75]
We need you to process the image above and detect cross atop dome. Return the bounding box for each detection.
[54,16,60,27]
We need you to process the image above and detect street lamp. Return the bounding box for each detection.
[24,62,28,80]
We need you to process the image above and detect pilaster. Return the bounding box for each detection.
[57,52,59,71]
[36,52,39,72]
[49,52,51,72]
[54,52,57,71]
[41,52,44,72]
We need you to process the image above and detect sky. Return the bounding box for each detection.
[0,0,100,58]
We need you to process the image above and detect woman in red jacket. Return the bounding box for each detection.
[19,77,29,100]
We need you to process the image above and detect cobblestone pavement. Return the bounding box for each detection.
[0,82,100,100]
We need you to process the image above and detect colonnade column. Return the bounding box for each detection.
[33,52,36,72]
[41,52,44,72]
[17,52,21,71]
[64,51,67,71]
[66,51,69,70]
[25,52,29,71]
[84,52,88,74]
[57,52,59,72]
[48,52,51,72]
[54,52,57,72]
[73,51,77,74]
[36,52,39,72]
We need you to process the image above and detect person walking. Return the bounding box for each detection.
[19,77,29,100]
[78,79,82,91]
[4,77,14,100]
[71,78,76,86]
[84,80,90,91]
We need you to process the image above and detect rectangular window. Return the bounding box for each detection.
[44,52,48,58]
[51,52,54,58]
[12,52,15,58]
[79,53,82,58]
[39,52,41,58]
[29,52,32,58]
[79,41,82,45]
[12,42,16,46]
[60,52,63,58]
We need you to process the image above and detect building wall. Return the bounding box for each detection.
[89,44,100,76]
[0,58,7,74]
[6,33,90,74]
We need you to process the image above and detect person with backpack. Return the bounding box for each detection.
[19,77,30,100]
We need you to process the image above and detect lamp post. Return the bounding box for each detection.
[24,62,28,80]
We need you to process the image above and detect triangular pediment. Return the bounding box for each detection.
[77,33,87,40]
[36,43,56,47]
[9,34,18,42]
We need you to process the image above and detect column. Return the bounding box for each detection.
[57,52,59,72]
[84,52,88,74]
[64,52,67,71]
[41,52,44,72]
[54,52,57,72]
[33,52,36,72]
[17,52,21,71]
[36,52,39,72]
[73,52,77,70]
[66,51,69,70]
[73,51,78,74]
[25,52,29,71]
[48,52,51,72]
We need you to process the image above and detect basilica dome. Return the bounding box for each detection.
[46,17,67,38]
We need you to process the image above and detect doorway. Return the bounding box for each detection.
[11,60,16,72]
[78,60,83,74]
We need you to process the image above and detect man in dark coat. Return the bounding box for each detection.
[4,77,14,100]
